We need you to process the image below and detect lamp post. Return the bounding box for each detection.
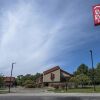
[9,62,16,93]
[90,50,96,91]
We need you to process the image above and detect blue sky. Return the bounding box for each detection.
[0,0,100,76]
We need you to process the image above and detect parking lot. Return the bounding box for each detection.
[9,87,52,93]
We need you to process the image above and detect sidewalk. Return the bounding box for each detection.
[0,93,100,97]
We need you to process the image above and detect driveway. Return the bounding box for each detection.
[10,87,53,93]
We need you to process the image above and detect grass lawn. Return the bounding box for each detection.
[0,88,6,90]
[0,91,8,94]
[48,86,100,93]
[0,88,9,94]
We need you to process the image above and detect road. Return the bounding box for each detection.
[0,95,100,100]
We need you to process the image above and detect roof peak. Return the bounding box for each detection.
[43,66,60,75]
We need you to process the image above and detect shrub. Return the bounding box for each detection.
[23,80,35,88]
[53,84,59,89]
[25,84,35,88]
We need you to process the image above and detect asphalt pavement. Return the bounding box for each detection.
[0,95,100,100]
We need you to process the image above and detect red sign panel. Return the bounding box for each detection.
[93,4,100,26]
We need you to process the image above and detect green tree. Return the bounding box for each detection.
[95,63,100,84]
[32,73,42,81]
[88,68,96,85]
[97,63,100,69]
[76,74,91,88]
[16,73,42,87]
[16,75,24,86]
[69,76,79,88]
[69,74,91,88]
[74,64,89,76]
[0,75,4,88]
[23,80,35,88]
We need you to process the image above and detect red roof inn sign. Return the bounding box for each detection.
[93,4,100,26]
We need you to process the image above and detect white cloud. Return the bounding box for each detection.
[0,1,65,76]
[0,0,99,76]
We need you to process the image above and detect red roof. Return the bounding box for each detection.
[60,69,73,76]
[43,66,73,76]
[43,66,60,75]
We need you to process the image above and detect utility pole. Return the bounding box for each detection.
[9,62,16,93]
[90,50,96,91]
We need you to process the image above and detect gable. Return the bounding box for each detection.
[43,66,60,75]
[43,68,60,82]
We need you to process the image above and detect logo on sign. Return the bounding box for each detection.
[93,4,100,26]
